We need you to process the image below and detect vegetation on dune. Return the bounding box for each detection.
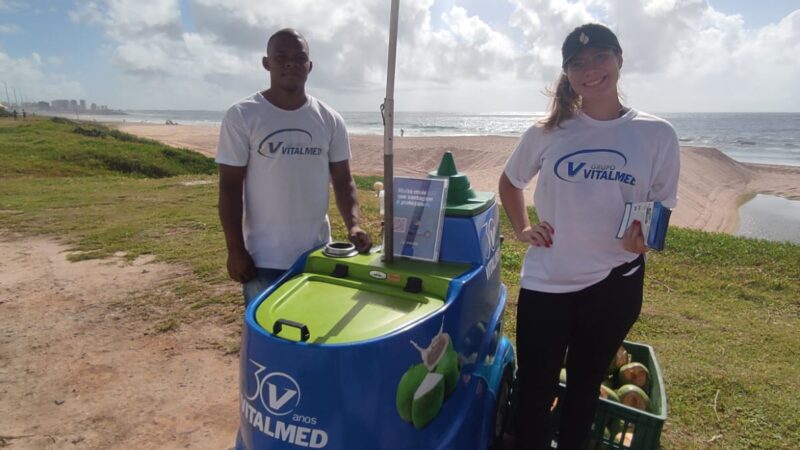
[0,117,798,448]
[0,117,216,178]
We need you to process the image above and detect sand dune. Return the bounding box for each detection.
[117,123,800,234]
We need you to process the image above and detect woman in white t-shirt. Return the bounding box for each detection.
[499,23,680,449]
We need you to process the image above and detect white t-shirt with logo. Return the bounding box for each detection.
[504,109,680,293]
[215,93,350,269]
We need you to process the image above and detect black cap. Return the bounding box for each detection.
[561,23,621,69]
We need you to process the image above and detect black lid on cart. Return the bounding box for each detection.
[429,151,494,217]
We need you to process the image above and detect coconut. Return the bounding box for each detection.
[599,384,620,403]
[434,349,460,397]
[411,372,445,429]
[618,362,650,391]
[616,384,651,412]
[396,363,428,422]
[410,320,452,371]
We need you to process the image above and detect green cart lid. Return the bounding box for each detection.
[429,151,494,217]
[254,250,470,345]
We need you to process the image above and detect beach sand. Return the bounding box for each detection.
[0,233,238,448]
[118,123,800,235]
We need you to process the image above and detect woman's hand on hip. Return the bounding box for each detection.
[516,221,554,248]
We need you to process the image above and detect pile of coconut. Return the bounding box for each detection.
[557,345,654,447]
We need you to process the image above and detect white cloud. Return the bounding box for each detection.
[506,0,800,111]
[598,2,800,111]
[71,0,182,34]
[5,0,789,111]
[0,1,22,11]
[0,48,83,103]
[0,23,20,33]
[61,0,527,109]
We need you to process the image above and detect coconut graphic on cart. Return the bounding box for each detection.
[395,319,461,429]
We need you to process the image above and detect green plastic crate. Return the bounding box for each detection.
[552,341,667,450]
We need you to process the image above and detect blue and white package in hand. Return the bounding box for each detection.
[616,201,672,251]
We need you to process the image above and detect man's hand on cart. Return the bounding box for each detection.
[349,225,373,253]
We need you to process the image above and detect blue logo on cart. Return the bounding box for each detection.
[262,372,301,416]
[244,360,329,448]
[246,360,302,416]
[480,208,501,280]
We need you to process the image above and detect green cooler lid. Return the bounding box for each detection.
[254,251,469,345]
[429,151,494,217]
[255,274,444,345]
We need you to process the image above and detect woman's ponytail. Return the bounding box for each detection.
[540,73,581,132]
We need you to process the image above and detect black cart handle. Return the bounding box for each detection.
[273,319,310,342]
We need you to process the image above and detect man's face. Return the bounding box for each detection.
[263,34,312,92]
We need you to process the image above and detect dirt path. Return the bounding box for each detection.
[0,233,239,449]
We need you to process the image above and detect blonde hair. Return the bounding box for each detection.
[540,73,581,132]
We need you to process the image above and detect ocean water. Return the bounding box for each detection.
[660,112,800,167]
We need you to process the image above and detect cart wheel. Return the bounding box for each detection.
[490,366,513,450]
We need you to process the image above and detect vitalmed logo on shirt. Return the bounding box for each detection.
[257,128,323,159]
[554,149,636,186]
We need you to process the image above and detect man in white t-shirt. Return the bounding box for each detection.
[216,28,372,304]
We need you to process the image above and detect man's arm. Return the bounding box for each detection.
[329,160,372,252]
[218,164,256,282]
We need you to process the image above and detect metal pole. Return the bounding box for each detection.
[12,88,18,107]
[382,0,400,263]
[2,81,9,106]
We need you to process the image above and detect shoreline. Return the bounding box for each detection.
[115,123,800,235]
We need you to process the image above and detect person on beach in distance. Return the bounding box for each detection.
[216,28,372,304]
[499,23,680,449]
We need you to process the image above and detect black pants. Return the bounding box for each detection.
[514,255,645,450]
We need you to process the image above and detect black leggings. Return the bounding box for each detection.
[514,255,645,450]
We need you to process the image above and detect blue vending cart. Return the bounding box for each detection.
[235,153,515,450]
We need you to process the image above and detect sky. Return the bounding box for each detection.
[1,0,799,113]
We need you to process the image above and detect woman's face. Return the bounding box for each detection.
[565,47,623,103]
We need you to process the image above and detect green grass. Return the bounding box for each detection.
[1,117,798,449]
[0,117,216,178]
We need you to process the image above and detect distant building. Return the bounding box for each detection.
[52,99,70,109]
[44,98,116,114]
